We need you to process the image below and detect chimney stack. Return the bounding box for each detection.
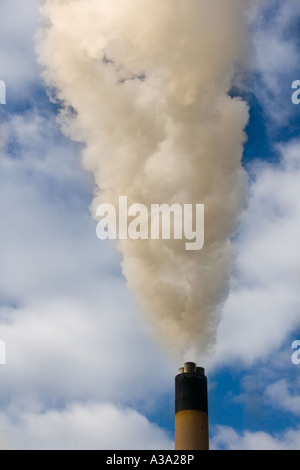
[175,362,209,450]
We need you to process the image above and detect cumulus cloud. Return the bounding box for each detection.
[212,425,300,450]
[0,296,174,406]
[266,379,300,416]
[248,0,300,126]
[0,0,42,99]
[205,139,300,368]
[0,403,173,450]
[0,111,112,304]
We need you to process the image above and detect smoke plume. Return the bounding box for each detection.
[37,0,249,360]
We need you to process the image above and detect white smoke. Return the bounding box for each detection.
[37,0,250,360]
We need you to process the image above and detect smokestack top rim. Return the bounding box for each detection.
[184,362,196,373]
[177,363,206,377]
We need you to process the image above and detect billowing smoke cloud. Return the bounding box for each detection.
[37,0,249,360]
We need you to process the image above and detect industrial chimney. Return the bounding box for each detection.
[175,362,209,450]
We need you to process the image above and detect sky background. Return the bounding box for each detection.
[0,0,300,450]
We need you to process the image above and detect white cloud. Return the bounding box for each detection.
[0,292,174,409]
[0,403,173,450]
[0,111,117,304]
[266,379,300,416]
[212,425,300,450]
[248,0,300,126]
[205,139,300,368]
[204,2,300,370]
[0,0,43,96]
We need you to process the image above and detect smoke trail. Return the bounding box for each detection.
[37,0,249,360]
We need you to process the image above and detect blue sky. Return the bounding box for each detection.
[0,0,299,450]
